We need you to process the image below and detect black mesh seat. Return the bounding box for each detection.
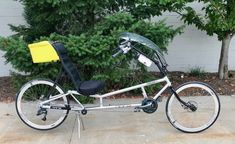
[52,42,105,95]
[78,80,105,96]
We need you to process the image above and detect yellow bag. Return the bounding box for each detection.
[28,41,59,63]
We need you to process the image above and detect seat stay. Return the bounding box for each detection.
[40,93,70,107]
[40,91,85,111]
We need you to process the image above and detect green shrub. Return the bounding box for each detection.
[0,12,182,103]
[10,0,175,42]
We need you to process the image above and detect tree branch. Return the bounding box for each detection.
[210,1,226,19]
[173,10,184,16]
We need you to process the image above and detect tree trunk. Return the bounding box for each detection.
[218,34,232,79]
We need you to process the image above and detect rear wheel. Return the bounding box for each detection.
[166,82,220,133]
[16,79,69,130]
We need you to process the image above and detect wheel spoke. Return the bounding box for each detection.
[16,79,69,130]
[166,82,220,133]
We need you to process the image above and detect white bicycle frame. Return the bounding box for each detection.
[40,76,172,111]
[17,33,220,138]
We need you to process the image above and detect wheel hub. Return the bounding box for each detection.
[186,101,198,112]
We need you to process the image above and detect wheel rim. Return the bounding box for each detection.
[167,83,220,132]
[16,80,68,130]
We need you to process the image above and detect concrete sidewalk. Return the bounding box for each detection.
[0,96,235,144]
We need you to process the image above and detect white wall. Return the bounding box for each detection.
[151,10,235,72]
[0,0,25,76]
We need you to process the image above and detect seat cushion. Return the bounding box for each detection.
[78,80,105,96]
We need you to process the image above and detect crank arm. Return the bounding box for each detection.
[136,103,152,109]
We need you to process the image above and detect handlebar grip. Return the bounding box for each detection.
[112,49,123,57]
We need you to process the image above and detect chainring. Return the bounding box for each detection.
[141,98,158,114]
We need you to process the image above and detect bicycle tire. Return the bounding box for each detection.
[16,79,69,130]
[166,81,220,133]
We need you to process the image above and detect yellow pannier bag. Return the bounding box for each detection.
[28,41,59,63]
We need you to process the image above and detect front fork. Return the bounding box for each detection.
[169,86,197,112]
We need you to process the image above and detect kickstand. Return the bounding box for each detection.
[76,112,85,139]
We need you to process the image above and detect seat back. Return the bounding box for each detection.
[52,42,81,88]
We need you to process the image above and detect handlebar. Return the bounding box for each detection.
[112,41,131,58]
[112,48,123,57]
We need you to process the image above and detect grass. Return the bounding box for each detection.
[188,67,205,77]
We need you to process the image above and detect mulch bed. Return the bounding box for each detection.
[168,72,235,95]
[0,77,17,103]
[1,72,235,102]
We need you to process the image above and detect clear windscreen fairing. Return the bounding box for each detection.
[119,32,168,67]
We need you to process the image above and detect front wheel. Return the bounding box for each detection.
[166,82,220,133]
[16,79,69,130]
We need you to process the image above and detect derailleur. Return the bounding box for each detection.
[136,98,158,114]
[37,108,47,121]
